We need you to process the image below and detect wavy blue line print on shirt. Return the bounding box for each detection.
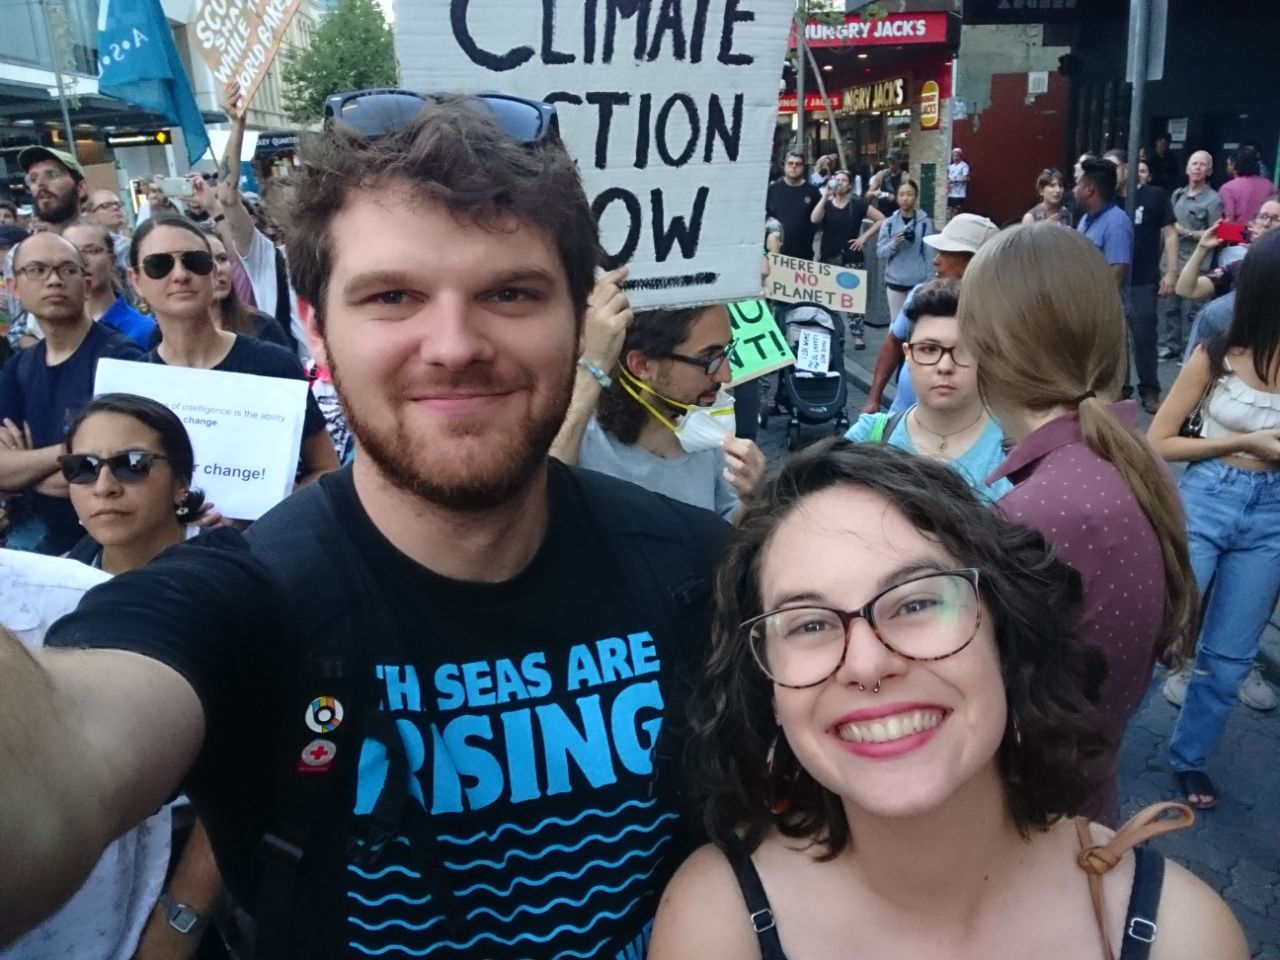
[347,897,642,956]
[347,937,609,960]
[454,835,673,897]
[346,862,421,881]
[442,813,679,871]
[465,864,659,923]
[438,798,658,845]
[347,914,445,934]
[346,891,432,908]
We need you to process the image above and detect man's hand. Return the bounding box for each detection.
[860,398,882,415]
[1159,272,1177,297]
[723,437,766,499]
[221,80,245,123]
[580,267,632,370]
[0,418,31,452]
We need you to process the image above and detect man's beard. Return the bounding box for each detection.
[330,350,575,513]
[37,189,80,225]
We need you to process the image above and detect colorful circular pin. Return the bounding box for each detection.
[305,696,344,733]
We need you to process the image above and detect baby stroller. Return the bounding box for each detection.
[760,303,849,451]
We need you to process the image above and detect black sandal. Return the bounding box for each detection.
[1174,770,1218,810]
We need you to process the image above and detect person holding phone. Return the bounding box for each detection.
[875,180,934,324]
[811,170,884,350]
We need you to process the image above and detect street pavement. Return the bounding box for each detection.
[748,318,1280,959]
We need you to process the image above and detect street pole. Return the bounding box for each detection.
[1124,0,1149,216]
[39,0,78,159]
[794,26,807,160]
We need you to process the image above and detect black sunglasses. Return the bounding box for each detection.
[322,88,558,145]
[59,450,169,485]
[141,250,214,280]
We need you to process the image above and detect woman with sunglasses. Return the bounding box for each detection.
[1022,168,1074,228]
[61,393,201,571]
[128,216,339,507]
[846,279,1010,502]
[649,441,1245,960]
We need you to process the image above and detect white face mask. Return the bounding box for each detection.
[619,372,737,453]
[673,388,737,453]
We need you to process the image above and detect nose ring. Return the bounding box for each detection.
[856,681,881,694]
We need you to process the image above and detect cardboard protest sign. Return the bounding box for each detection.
[94,360,307,521]
[766,253,868,313]
[395,1,793,310]
[795,327,831,374]
[192,0,303,103]
[727,299,794,385]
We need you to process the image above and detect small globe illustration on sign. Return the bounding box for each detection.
[836,272,861,290]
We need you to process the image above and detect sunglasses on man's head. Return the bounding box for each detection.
[141,250,214,280]
[322,88,558,146]
[59,450,169,485]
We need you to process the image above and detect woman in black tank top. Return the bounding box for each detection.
[648,445,1245,960]
[811,171,885,349]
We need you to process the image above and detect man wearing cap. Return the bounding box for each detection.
[860,213,1000,415]
[18,147,87,234]
[867,148,907,217]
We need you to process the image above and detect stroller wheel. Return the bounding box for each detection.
[786,422,801,452]
[835,416,850,433]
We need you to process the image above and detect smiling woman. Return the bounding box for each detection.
[647,441,1248,960]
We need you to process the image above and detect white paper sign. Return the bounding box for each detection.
[395,0,793,309]
[795,328,831,374]
[94,360,308,521]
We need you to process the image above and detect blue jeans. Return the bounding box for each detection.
[1168,459,1280,773]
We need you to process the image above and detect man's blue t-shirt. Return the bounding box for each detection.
[1077,202,1134,267]
[99,296,158,349]
[0,321,144,553]
[847,408,1012,503]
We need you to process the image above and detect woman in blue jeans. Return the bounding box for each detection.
[1147,230,1280,810]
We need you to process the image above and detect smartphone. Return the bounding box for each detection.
[1215,221,1247,245]
[160,176,195,198]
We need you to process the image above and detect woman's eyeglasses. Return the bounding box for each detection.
[668,340,738,376]
[141,250,215,280]
[59,450,169,485]
[323,89,558,145]
[905,342,973,367]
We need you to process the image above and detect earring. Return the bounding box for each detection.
[175,499,192,520]
[764,730,797,816]
[1012,713,1023,747]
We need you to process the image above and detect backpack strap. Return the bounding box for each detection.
[1075,802,1193,960]
[724,846,788,960]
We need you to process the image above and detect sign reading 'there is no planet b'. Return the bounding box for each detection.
[395,0,793,310]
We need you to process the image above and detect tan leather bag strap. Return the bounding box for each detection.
[1075,802,1195,960]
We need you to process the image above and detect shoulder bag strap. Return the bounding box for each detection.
[723,846,788,960]
[1075,802,1194,960]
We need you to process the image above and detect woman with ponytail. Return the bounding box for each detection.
[958,222,1197,825]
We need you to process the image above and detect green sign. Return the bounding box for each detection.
[727,299,795,385]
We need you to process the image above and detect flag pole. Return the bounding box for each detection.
[39,0,78,159]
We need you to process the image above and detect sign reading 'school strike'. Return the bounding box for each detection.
[95,360,308,521]
[395,0,793,310]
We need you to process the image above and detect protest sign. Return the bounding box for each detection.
[795,327,831,374]
[192,0,303,103]
[395,1,793,310]
[727,299,793,385]
[765,253,868,313]
[94,360,307,521]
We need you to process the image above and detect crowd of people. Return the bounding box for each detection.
[0,87,1273,960]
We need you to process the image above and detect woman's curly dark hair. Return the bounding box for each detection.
[693,439,1109,859]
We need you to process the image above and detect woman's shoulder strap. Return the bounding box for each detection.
[722,846,789,960]
[1075,802,1194,960]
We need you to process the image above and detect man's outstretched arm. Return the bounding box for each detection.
[0,635,203,943]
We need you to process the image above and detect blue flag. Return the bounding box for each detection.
[97,0,210,166]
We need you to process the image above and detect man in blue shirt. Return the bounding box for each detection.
[0,232,142,553]
[1075,155,1133,300]
[64,221,156,348]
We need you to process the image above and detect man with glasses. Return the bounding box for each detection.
[558,296,766,520]
[766,151,822,260]
[63,221,155,348]
[86,189,134,274]
[0,232,142,554]
[0,94,727,959]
